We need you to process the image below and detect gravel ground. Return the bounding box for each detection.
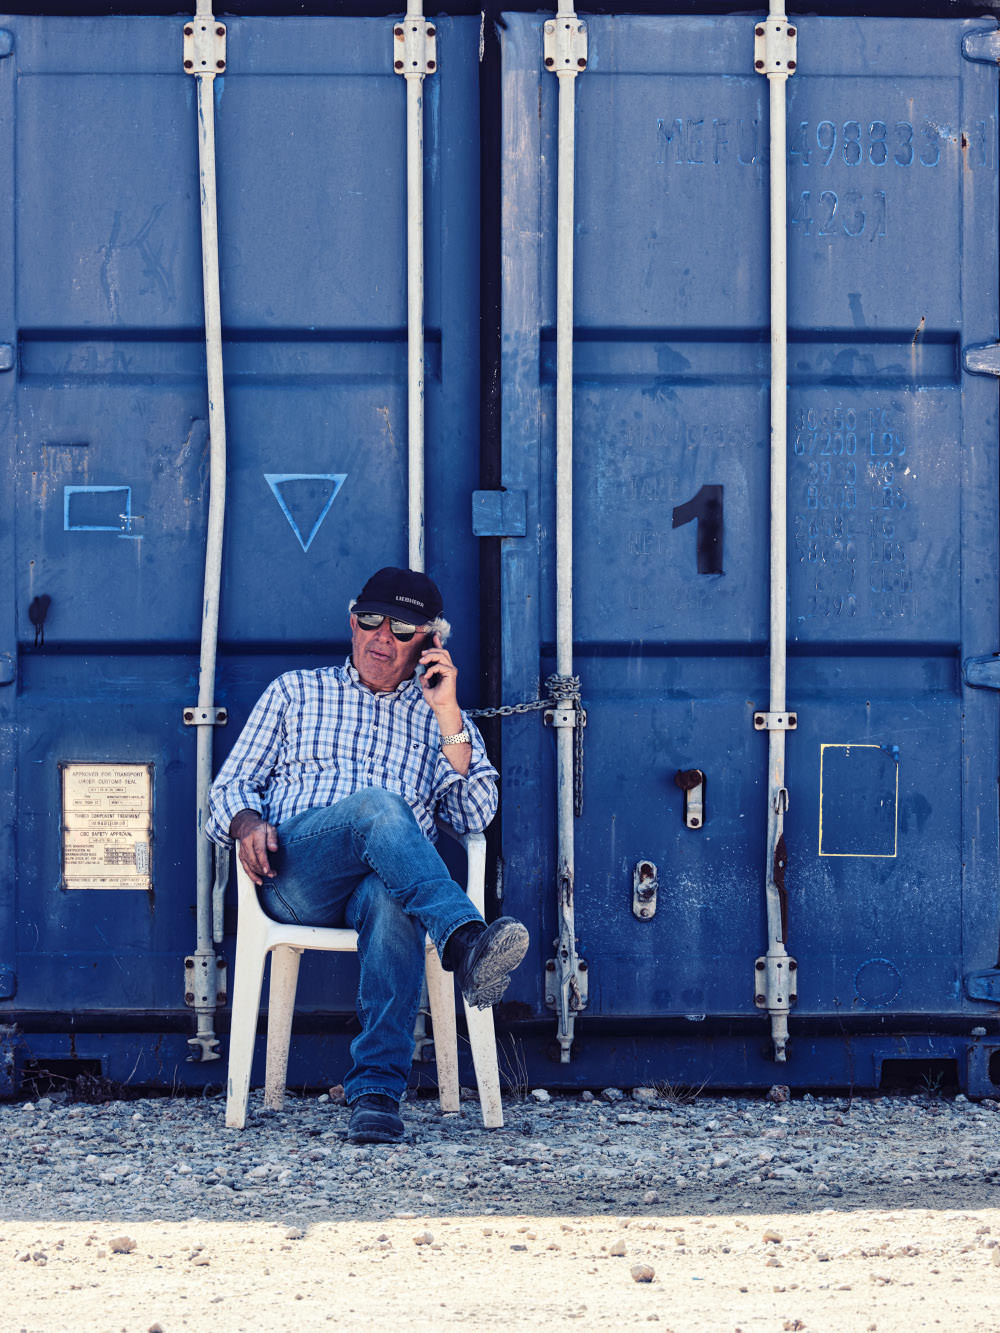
[3,1085,1000,1330]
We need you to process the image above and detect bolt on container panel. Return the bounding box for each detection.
[499,14,999,1068]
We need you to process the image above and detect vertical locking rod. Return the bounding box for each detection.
[184,2,229,1062]
[394,6,437,1062]
[545,9,587,1062]
[394,4,437,571]
[755,10,797,1062]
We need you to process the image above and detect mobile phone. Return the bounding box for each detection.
[416,662,443,689]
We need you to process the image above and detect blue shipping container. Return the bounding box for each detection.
[1,10,999,1097]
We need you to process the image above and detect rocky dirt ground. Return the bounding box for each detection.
[2,1085,1000,1331]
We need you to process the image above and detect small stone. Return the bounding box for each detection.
[421,1193,436,1204]
[414,1230,433,1246]
[643,1190,660,1205]
[460,1086,477,1101]
[632,1087,658,1103]
[609,1238,627,1257]
[285,1228,305,1241]
[766,1257,783,1268]
[602,1087,625,1103]
[630,1264,655,1283]
[768,1084,791,1103]
[763,1230,783,1244]
[317,1093,329,1103]
[149,1325,165,1333]
[328,1085,346,1104]
[109,1236,137,1254]
[580,1090,595,1102]
[531,1089,552,1103]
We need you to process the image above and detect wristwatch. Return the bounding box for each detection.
[439,728,471,748]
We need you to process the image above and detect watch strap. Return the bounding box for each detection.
[439,728,471,748]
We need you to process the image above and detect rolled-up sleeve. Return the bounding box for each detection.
[205,680,288,847]
[433,715,499,835]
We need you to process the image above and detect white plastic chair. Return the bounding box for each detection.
[225,832,504,1130]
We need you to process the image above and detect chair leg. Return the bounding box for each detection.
[462,998,504,1129]
[457,832,503,1127]
[264,945,302,1111]
[225,932,269,1130]
[425,936,460,1113]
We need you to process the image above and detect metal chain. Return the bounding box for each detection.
[467,674,585,816]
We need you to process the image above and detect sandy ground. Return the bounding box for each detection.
[4,1206,1000,1331]
[5,1192,1000,1329]
[4,1093,1000,1330]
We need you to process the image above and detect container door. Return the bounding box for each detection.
[1,15,480,1075]
[499,14,999,1077]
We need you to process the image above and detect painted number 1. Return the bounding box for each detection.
[672,484,724,575]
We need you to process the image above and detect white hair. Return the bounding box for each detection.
[349,598,451,645]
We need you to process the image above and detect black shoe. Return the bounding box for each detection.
[455,916,529,1010]
[347,1094,404,1144]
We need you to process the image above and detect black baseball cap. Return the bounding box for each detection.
[353,567,443,624]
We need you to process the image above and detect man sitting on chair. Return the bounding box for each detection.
[206,566,528,1144]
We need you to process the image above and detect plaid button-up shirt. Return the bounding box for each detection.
[205,659,498,847]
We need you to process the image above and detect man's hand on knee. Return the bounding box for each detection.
[230,809,279,884]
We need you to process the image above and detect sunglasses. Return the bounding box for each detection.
[355,612,428,643]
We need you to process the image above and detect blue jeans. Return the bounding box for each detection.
[257,788,484,1104]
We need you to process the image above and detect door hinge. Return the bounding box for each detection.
[963,29,1000,65]
[965,968,1000,1002]
[472,489,527,537]
[964,654,1000,689]
[964,344,1000,377]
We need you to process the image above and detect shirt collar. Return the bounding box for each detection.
[344,656,419,698]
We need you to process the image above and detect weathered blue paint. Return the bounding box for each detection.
[0,13,482,1086]
[2,10,999,1097]
[498,14,1000,1085]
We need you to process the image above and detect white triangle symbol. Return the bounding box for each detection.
[265,473,347,552]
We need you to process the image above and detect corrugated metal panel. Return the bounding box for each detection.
[499,14,999,1078]
[1,15,481,1075]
